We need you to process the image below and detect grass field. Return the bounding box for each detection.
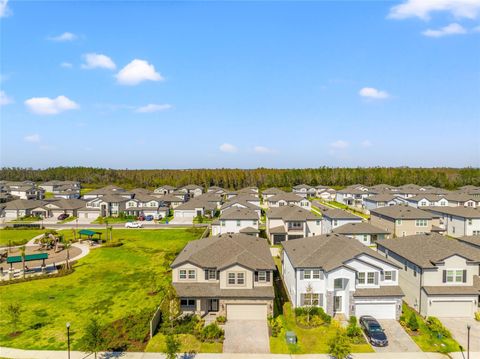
[0,229,46,247]
[270,303,373,354]
[146,333,223,353]
[0,228,204,350]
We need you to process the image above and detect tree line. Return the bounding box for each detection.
[1,166,478,190]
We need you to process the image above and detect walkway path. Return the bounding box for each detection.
[1,347,472,359]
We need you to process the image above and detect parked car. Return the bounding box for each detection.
[137,215,145,221]
[58,213,70,220]
[145,215,154,221]
[125,221,143,228]
[359,316,388,347]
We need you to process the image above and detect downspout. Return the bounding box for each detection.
[418,267,423,315]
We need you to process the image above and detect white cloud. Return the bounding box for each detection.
[48,32,78,42]
[359,87,390,100]
[60,62,73,68]
[0,0,12,18]
[24,134,40,143]
[219,143,238,153]
[388,0,480,20]
[254,146,276,154]
[136,104,172,113]
[81,53,116,70]
[361,140,373,148]
[116,59,164,85]
[0,91,13,106]
[330,140,349,149]
[24,95,79,115]
[422,23,467,37]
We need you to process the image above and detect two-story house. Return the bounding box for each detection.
[178,184,204,199]
[265,193,311,210]
[261,187,286,201]
[376,233,480,318]
[405,194,449,208]
[171,234,276,320]
[423,206,480,237]
[332,222,390,246]
[370,205,439,237]
[154,185,177,195]
[282,234,404,319]
[211,208,259,236]
[318,206,363,234]
[266,205,322,245]
[363,194,400,212]
[292,184,316,198]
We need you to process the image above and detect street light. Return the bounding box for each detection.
[66,322,71,359]
[467,324,471,359]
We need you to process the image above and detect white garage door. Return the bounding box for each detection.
[227,304,267,320]
[429,300,473,317]
[355,301,396,319]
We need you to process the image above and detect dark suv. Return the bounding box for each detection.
[359,316,388,347]
[58,213,70,220]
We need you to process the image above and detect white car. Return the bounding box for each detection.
[125,221,143,228]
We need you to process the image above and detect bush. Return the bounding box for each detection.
[295,306,331,326]
[475,312,480,322]
[160,314,200,335]
[346,316,363,339]
[328,328,352,359]
[215,316,227,325]
[407,312,419,332]
[426,317,451,338]
[197,323,224,342]
[268,316,283,337]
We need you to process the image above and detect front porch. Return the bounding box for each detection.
[180,297,221,320]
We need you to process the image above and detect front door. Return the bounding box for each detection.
[334,296,342,313]
[209,299,219,312]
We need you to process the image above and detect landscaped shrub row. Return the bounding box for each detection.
[294,306,332,327]
[160,314,224,342]
[268,315,283,337]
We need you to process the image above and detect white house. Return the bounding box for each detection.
[211,207,259,236]
[265,193,311,210]
[318,206,363,234]
[292,184,316,198]
[332,222,390,246]
[423,206,480,237]
[282,234,404,319]
[364,194,400,212]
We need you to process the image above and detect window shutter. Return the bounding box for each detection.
[392,271,396,281]
[463,270,467,283]
[216,271,220,280]
[319,294,324,307]
[320,271,324,280]
[300,270,304,280]
[266,271,271,282]
[442,270,447,283]
[205,270,209,280]
[300,293,305,306]
[255,271,259,282]
[374,272,379,285]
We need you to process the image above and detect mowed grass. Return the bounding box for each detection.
[270,303,373,354]
[0,228,204,350]
[146,333,222,353]
[0,229,46,247]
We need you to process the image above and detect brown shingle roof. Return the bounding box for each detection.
[332,222,390,235]
[370,205,433,220]
[353,286,404,297]
[267,205,317,221]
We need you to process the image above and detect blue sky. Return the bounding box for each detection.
[1,0,479,169]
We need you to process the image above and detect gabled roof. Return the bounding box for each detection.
[4,199,46,210]
[423,206,480,219]
[293,184,313,190]
[407,194,445,202]
[262,187,285,195]
[364,194,397,202]
[282,233,394,272]
[266,204,317,221]
[376,233,480,269]
[267,193,305,202]
[370,205,433,220]
[171,234,275,270]
[220,207,258,220]
[332,222,390,235]
[46,198,86,210]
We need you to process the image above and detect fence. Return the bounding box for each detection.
[150,304,162,339]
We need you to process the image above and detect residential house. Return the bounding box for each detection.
[377,233,480,318]
[266,205,322,245]
[6,183,44,200]
[41,199,86,218]
[156,193,186,208]
[315,187,336,201]
[153,185,176,195]
[370,205,439,237]
[124,193,169,219]
[364,194,400,212]
[318,206,363,234]
[3,199,47,219]
[458,235,480,250]
[332,222,390,246]
[292,184,316,198]
[444,193,479,208]
[423,206,480,237]
[39,180,80,193]
[405,194,449,208]
[211,207,259,236]
[265,193,311,210]
[220,199,261,218]
[282,234,404,319]
[178,184,204,199]
[336,187,369,207]
[261,187,285,201]
[171,233,275,320]
[82,185,134,200]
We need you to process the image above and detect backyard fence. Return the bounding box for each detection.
[150,304,162,339]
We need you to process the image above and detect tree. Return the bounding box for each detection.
[6,303,22,335]
[407,312,419,332]
[328,328,352,359]
[346,316,362,339]
[20,245,26,278]
[63,237,72,270]
[164,334,180,359]
[303,283,316,324]
[78,317,105,359]
[161,284,181,331]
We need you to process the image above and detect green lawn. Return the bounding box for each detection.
[400,303,460,353]
[158,215,174,224]
[92,216,136,224]
[270,303,373,354]
[79,188,94,196]
[0,228,204,351]
[146,333,222,353]
[0,229,46,247]
[8,217,42,224]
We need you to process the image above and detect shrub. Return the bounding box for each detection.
[198,323,224,341]
[426,317,451,338]
[294,306,331,325]
[475,312,480,322]
[268,316,283,337]
[407,312,419,332]
[160,314,200,335]
[215,316,227,325]
[328,328,352,359]
[346,316,363,339]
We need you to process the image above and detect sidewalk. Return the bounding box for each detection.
[3,347,479,359]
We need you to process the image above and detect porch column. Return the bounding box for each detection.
[196,299,201,314]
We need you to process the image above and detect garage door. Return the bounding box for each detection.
[355,301,396,319]
[429,300,473,317]
[227,304,267,320]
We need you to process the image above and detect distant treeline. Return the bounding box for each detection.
[0,167,479,190]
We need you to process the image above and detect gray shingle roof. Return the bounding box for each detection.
[423,206,480,219]
[458,235,480,248]
[353,286,404,297]
[370,205,433,220]
[376,233,480,269]
[267,205,318,221]
[220,207,258,220]
[4,199,46,210]
[267,193,305,202]
[171,233,275,270]
[332,222,390,235]
[317,206,363,220]
[364,194,397,202]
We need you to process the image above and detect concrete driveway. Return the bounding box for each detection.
[223,320,269,353]
[169,217,193,224]
[372,320,420,353]
[440,317,480,352]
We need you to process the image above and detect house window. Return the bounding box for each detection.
[416,219,427,227]
[367,272,375,284]
[236,220,241,227]
[420,201,427,206]
[316,220,320,225]
[221,220,225,226]
[334,278,344,290]
[179,270,187,280]
[358,272,366,285]
[228,272,236,285]
[333,220,338,226]
[384,271,393,281]
[468,219,473,225]
[188,270,196,279]
[258,271,267,282]
[208,269,217,280]
[303,269,321,280]
[473,230,480,235]
[180,298,196,307]
[289,222,303,230]
[312,269,321,279]
[363,234,368,242]
[446,270,463,283]
[303,293,320,306]
[228,272,245,286]
[396,219,402,225]
[253,220,257,226]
